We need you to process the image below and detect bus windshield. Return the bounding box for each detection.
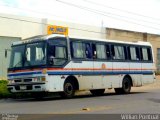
[24,42,46,67]
[9,42,46,68]
[9,45,25,68]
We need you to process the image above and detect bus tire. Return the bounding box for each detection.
[90,89,105,96]
[115,77,131,94]
[60,81,75,98]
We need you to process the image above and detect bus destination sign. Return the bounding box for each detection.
[47,25,68,36]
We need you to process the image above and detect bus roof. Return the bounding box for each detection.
[69,35,151,46]
[12,34,151,46]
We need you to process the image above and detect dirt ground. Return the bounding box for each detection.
[131,76,160,91]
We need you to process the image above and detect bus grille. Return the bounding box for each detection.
[24,79,32,82]
[14,78,32,83]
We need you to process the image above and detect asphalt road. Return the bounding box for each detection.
[0,80,160,120]
[0,85,160,114]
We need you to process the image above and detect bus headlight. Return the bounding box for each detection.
[33,77,45,82]
[41,77,46,81]
[8,80,15,84]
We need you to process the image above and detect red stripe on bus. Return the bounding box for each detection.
[8,68,156,73]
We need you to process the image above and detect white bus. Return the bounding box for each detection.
[7,34,156,98]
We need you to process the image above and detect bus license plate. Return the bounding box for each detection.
[20,86,26,90]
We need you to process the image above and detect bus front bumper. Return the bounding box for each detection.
[7,82,46,93]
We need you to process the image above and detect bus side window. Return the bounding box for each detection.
[147,48,152,61]
[128,46,140,61]
[71,42,85,59]
[106,45,111,59]
[84,43,92,59]
[111,45,115,59]
[135,47,140,60]
[92,44,96,59]
[96,44,106,59]
[113,45,125,60]
[124,46,128,60]
[140,47,152,61]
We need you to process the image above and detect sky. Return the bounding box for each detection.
[0,0,160,34]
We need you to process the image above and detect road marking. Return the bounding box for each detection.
[47,98,153,114]
[82,107,90,111]
[47,105,112,114]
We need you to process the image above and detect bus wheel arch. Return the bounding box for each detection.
[60,76,79,98]
[65,76,79,90]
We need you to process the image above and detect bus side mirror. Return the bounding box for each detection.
[5,49,11,58]
[5,49,7,58]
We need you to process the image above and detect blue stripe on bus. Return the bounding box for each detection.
[47,71,153,75]
[8,71,153,77]
[8,71,42,77]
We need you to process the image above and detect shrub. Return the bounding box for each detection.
[155,71,160,75]
[0,80,11,98]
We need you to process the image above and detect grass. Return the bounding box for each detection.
[0,80,30,99]
[155,71,160,75]
[0,80,11,98]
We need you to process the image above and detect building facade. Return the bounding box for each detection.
[0,13,160,79]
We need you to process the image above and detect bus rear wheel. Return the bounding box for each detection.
[90,89,105,96]
[60,81,75,98]
[115,77,131,94]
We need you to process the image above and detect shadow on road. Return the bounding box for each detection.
[148,98,160,103]
[8,91,148,102]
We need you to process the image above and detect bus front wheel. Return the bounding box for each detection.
[60,81,75,98]
[90,89,105,96]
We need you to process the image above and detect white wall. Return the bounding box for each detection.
[0,13,106,39]
[0,13,45,39]
[0,36,21,79]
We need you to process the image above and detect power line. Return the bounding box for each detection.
[0,15,157,39]
[2,1,160,29]
[0,4,107,34]
[2,1,160,27]
[0,3,78,21]
[0,15,107,35]
[83,0,160,26]
[56,0,160,31]
[84,0,160,21]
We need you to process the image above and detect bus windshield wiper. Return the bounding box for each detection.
[13,60,23,68]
